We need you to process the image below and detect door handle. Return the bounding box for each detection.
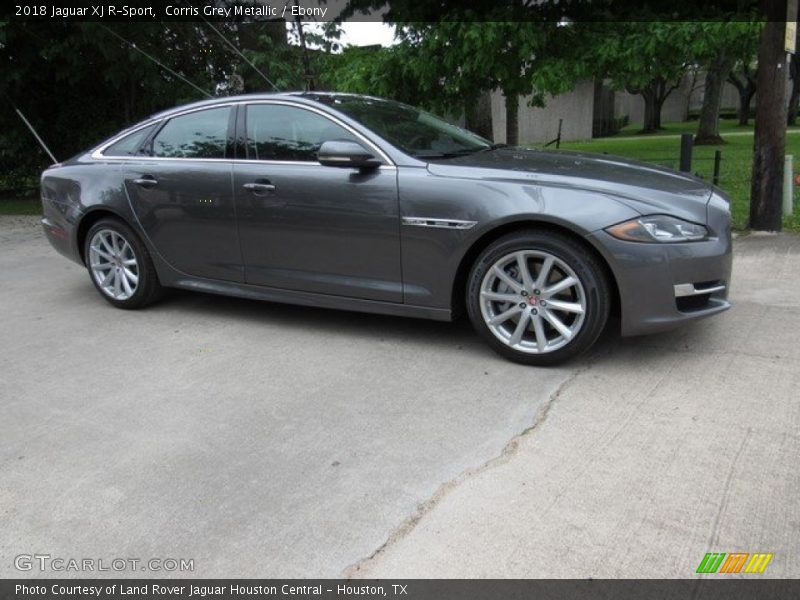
[243,182,276,195]
[133,176,158,188]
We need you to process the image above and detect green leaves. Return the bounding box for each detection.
[331,21,585,117]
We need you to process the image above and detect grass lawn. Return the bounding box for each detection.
[556,118,800,232]
[0,189,42,215]
[0,196,40,216]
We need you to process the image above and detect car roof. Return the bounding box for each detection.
[146,91,388,121]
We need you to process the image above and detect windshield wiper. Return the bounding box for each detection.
[415,146,495,159]
[416,143,507,160]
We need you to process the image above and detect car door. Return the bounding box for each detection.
[232,102,402,302]
[122,105,243,282]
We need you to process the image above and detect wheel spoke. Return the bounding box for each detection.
[545,298,584,314]
[508,312,530,346]
[481,290,518,303]
[92,247,114,261]
[488,305,522,326]
[542,310,572,340]
[535,256,554,289]
[516,252,534,291]
[123,267,138,285]
[543,276,578,297]
[122,258,137,266]
[113,271,122,297]
[121,271,133,296]
[493,265,522,293]
[533,316,548,351]
[101,269,115,287]
[100,236,115,255]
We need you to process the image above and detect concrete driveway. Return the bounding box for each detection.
[1,215,797,578]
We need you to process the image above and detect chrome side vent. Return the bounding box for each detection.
[402,217,477,230]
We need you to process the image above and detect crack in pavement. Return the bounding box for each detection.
[707,427,752,550]
[342,358,596,578]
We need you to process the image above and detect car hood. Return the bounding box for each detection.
[426,147,713,221]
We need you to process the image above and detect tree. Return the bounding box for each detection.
[693,22,762,143]
[723,21,762,127]
[0,22,233,186]
[331,21,584,145]
[750,1,789,231]
[465,91,494,140]
[242,21,343,93]
[788,24,800,125]
[586,22,697,133]
[728,63,757,126]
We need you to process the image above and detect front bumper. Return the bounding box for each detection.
[587,228,732,337]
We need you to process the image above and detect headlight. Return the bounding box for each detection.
[606,215,708,243]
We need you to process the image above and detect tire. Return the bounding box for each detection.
[83,217,163,309]
[466,229,610,366]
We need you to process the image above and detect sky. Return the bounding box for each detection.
[338,22,397,47]
[288,22,397,49]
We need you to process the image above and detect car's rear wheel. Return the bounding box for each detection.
[84,217,163,309]
[466,230,610,365]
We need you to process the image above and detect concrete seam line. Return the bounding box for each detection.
[341,358,596,578]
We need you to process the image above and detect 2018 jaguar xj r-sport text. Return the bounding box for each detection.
[40,93,732,365]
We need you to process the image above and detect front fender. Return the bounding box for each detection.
[397,167,640,309]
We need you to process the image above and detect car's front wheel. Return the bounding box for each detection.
[84,217,163,309]
[467,230,610,366]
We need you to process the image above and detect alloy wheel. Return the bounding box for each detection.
[479,250,587,354]
[88,229,140,301]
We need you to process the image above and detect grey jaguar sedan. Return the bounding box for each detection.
[41,92,731,365]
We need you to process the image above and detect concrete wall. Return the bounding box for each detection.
[485,70,754,145]
[490,81,595,145]
[614,75,695,126]
[615,73,748,129]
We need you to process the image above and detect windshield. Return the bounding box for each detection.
[308,95,492,159]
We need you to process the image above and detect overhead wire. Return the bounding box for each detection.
[98,24,214,98]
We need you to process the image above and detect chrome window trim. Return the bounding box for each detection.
[91,99,397,170]
[402,217,477,230]
[91,103,235,160]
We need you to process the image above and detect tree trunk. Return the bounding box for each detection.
[640,88,657,133]
[653,94,665,130]
[750,9,788,231]
[788,78,800,125]
[639,78,674,133]
[739,88,755,126]
[789,23,800,125]
[789,53,800,125]
[684,68,701,118]
[695,53,736,144]
[728,71,756,126]
[293,16,315,91]
[505,93,519,146]
[465,91,494,141]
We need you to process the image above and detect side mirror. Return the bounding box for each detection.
[318,140,382,169]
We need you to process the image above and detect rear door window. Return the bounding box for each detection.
[150,107,230,159]
[103,124,157,156]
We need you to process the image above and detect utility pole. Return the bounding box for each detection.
[750,0,794,231]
